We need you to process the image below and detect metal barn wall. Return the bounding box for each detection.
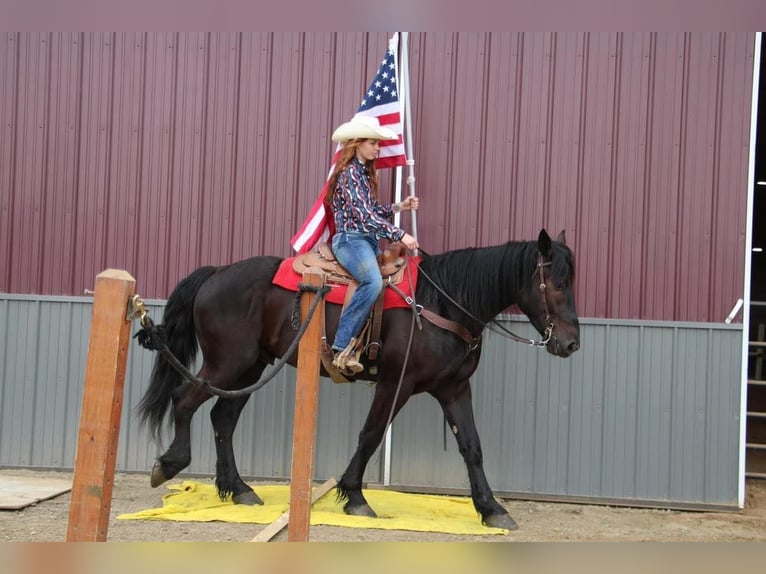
[0,32,755,322]
[0,294,742,508]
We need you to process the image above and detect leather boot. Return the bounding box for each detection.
[332,338,364,374]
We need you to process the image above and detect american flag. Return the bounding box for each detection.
[290,34,407,254]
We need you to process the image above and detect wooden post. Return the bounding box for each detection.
[66,269,135,542]
[287,269,325,542]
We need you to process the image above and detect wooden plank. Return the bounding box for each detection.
[252,478,337,542]
[0,476,72,510]
[66,269,135,542]
[287,269,325,542]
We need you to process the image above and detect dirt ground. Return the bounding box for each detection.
[2,468,766,542]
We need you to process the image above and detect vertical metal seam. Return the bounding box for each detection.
[443,33,459,249]
[476,32,490,246]
[69,33,85,295]
[634,324,644,496]
[0,299,7,449]
[509,32,524,240]
[162,31,181,292]
[6,32,21,291]
[226,32,243,262]
[101,32,117,275]
[290,33,306,256]
[574,32,589,258]
[27,299,41,465]
[707,33,726,318]
[542,32,557,227]
[195,32,212,268]
[38,32,54,292]
[606,33,623,317]
[640,33,657,319]
[258,33,275,253]
[703,326,714,500]
[598,324,609,494]
[673,33,692,321]
[61,300,74,467]
[135,33,148,290]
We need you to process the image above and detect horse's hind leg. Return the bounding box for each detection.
[432,380,518,530]
[210,394,262,505]
[151,382,212,487]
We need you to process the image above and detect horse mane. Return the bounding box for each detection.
[417,240,575,323]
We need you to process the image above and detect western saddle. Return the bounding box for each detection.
[292,242,409,383]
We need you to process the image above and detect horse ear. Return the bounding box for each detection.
[556,230,567,245]
[538,229,552,257]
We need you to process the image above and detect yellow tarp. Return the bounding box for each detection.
[117,481,508,536]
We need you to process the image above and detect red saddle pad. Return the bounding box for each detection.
[272,256,420,310]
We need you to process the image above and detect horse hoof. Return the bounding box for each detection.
[344,503,377,518]
[484,513,518,530]
[150,462,168,488]
[233,490,263,506]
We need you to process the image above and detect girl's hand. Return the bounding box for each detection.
[396,196,419,212]
[404,196,419,211]
[401,233,419,252]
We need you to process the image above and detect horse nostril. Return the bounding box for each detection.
[568,341,580,354]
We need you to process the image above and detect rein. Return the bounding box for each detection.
[414,250,554,350]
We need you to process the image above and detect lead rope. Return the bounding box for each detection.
[134,283,331,399]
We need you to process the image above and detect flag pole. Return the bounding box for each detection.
[393,33,404,229]
[401,32,418,252]
[383,31,413,487]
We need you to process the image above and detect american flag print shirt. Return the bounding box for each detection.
[331,158,405,242]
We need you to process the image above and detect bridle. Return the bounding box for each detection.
[531,254,555,346]
[415,252,556,350]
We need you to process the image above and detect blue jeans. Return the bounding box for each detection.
[331,232,383,352]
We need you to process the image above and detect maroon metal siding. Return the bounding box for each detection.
[0,32,755,322]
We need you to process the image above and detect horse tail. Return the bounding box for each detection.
[138,265,218,440]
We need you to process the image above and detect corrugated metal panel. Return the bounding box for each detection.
[0,295,381,482]
[0,32,754,322]
[390,318,742,508]
[0,295,741,508]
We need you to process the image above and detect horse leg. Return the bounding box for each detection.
[150,381,212,487]
[210,394,262,505]
[432,381,518,530]
[337,383,411,518]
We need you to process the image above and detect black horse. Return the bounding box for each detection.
[137,229,579,530]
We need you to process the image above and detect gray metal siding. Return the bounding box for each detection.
[389,319,742,507]
[0,295,741,508]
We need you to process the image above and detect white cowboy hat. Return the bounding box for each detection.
[331,115,397,143]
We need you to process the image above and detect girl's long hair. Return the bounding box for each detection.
[323,141,379,211]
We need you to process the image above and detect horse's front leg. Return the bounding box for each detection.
[337,382,412,518]
[210,394,262,505]
[432,380,518,530]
